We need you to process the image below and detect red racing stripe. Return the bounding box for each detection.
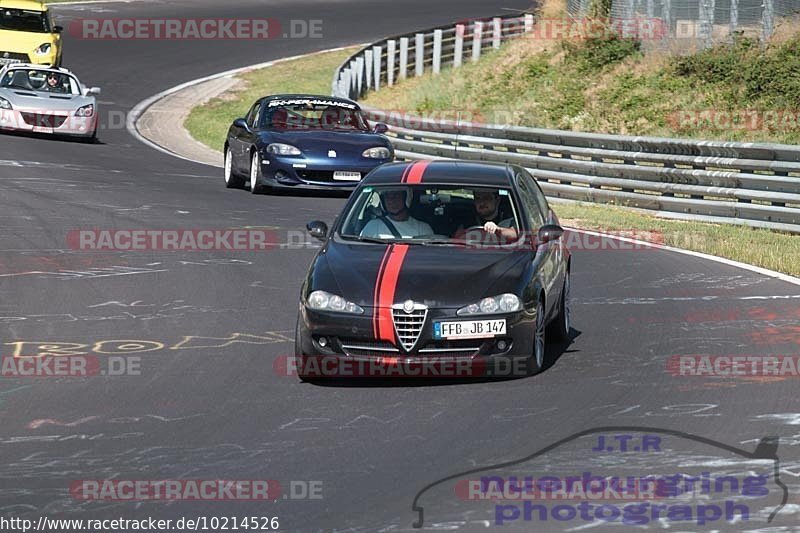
[372,246,393,339]
[404,160,431,184]
[374,244,409,344]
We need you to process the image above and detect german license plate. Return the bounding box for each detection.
[333,171,361,181]
[32,126,53,134]
[434,319,506,339]
[0,59,20,66]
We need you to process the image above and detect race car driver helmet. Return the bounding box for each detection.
[377,187,412,216]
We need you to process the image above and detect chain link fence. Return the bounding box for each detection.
[568,0,800,48]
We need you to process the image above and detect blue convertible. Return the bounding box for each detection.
[223,94,394,193]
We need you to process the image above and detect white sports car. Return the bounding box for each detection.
[0,63,100,141]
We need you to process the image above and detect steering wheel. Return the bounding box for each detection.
[464,225,489,232]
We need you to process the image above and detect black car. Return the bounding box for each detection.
[295,160,571,380]
[223,94,393,193]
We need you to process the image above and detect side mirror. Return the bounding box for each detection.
[233,118,250,131]
[537,224,564,246]
[307,220,329,242]
[373,122,388,134]
[85,87,101,96]
[53,25,63,33]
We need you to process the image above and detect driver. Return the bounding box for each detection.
[360,188,433,239]
[455,189,518,241]
[44,71,65,93]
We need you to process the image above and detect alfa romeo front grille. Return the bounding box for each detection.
[339,339,398,357]
[391,302,428,352]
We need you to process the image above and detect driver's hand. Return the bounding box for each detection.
[483,221,499,234]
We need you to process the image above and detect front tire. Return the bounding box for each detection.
[250,151,265,194]
[224,147,245,188]
[527,296,546,375]
[546,271,571,342]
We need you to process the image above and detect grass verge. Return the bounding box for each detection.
[361,8,800,144]
[184,47,358,152]
[555,202,800,277]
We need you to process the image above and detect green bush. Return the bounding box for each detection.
[562,32,642,72]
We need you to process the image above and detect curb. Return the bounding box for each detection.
[127,44,364,167]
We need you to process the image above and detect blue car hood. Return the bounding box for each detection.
[262,130,389,158]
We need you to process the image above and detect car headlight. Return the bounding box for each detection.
[34,43,52,55]
[457,294,521,316]
[307,290,364,314]
[0,97,11,110]
[74,104,94,117]
[266,143,301,156]
[362,146,392,159]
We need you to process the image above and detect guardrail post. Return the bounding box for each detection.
[415,33,425,76]
[349,60,358,97]
[372,45,382,91]
[387,39,397,86]
[364,49,373,90]
[454,24,465,67]
[524,14,534,32]
[342,69,352,99]
[492,17,501,48]
[355,56,365,96]
[399,37,409,79]
[432,29,443,74]
[472,21,483,62]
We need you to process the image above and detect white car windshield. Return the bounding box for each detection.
[0,70,80,95]
[338,185,522,247]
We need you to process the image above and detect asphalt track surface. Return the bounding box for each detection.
[1,1,799,531]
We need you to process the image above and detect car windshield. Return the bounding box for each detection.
[0,8,50,33]
[262,98,369,131]
[0,69,79,95]
[337,185,522,247]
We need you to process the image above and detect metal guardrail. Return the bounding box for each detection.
[332,15,800,234]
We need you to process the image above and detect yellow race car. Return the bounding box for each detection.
[0,0,62,67]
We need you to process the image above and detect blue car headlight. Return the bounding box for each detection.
[35,43,52,56]
[267,143,301,156]
[307,290,364,314]
[457,294,521,316]
[362,146,392,159]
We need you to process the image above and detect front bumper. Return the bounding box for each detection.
[296,304,536,378]
[256,154,389,190]
[0,109,96,137]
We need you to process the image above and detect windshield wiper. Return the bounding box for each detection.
[339,234,392,244]
[338,235,431,245]
[416,239,466,247]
